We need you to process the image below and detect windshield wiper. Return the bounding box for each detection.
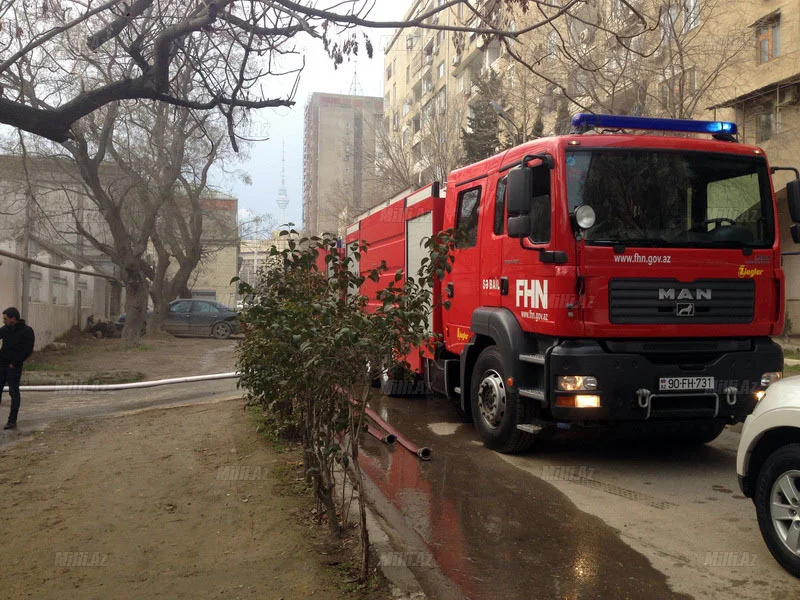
[589,238,672,249]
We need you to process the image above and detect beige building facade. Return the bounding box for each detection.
[302,93,384,236]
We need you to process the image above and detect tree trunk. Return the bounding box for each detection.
[121,273,150,349]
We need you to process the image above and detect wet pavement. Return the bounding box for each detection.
[360,393,692,600]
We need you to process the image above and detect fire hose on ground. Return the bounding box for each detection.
[10,373,433,461]
[364,404,432,461]
[5,372,239,393]
[366,423,397,445]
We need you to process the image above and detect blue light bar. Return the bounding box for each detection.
[571,113,737,136]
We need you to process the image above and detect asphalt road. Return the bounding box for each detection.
[362,393,799,600]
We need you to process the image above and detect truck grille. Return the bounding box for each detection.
[609,279,754,324]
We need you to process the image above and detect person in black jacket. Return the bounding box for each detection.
[0,307,35,430]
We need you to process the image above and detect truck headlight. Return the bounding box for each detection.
[557,375,598,391]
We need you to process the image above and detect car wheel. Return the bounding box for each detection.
[470,346,535,453]
[754,443,800,577]
[212,322,232,339]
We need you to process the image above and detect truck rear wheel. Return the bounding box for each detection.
[471,346,535,453]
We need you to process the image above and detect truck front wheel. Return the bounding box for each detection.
[470,346,535,453]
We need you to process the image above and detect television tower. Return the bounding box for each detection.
[276,141,290,224]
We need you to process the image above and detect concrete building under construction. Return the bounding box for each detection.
[302,93,384,236]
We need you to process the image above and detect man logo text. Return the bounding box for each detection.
[658,288,711,301]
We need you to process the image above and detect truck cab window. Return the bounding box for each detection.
[494,178,507,235]
[456,187,481,248]
[530,165,551,243]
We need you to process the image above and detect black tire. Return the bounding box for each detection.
[470,346,535,453]
[212,321,232,339]
[754,444,800,578]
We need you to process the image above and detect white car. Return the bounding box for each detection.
[737,375,800,577]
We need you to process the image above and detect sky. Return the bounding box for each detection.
[217,1,409,234]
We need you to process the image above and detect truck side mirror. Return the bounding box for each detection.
[507,216,531,238]
[507,168,532,216]
[507,168,532,238]
[788,179,800,223]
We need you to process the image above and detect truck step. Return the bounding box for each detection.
[519,354,546,365]
[518,388,546,402]
[516,424,543,434]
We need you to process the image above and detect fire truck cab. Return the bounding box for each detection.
[355,114,800,453]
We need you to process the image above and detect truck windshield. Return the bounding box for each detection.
[566,150,774,248]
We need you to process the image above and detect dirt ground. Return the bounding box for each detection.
[24,331,239,384]
[0,401,388,600]
[0,336,389,599]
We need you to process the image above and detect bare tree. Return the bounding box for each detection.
[370,90,466,198]
[500,0,749,124]
[0,0,638,147]
[146,110,231,334]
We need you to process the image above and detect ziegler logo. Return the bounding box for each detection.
[456,328,470,342]
[658,288,712,301]
[738,265,764,278]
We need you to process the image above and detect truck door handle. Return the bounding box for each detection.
[446,283,454,298]
[500,277,508,296]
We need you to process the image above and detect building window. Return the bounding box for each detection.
[661,4,680,42]
[757,15,780,63]
[683,0,700,32]
[386,64,392,80]
[756,110,774,143]
[547,30,559,58]
[438,61,445,79]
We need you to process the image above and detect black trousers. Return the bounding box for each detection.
[0,362,22,425]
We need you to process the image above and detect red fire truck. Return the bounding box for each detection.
[346,114,800,453]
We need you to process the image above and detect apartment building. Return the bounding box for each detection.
[302,93,384,236]
[708,1,800,328]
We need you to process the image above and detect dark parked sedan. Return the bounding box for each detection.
[115,299,240,339]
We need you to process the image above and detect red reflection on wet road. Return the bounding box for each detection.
[359,439,482,599]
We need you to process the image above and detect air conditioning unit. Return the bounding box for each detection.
[432,44,439,55]
[476,36,486,50]
[779,86,799,106]
[452,55,461,66]
[424,54,433,66]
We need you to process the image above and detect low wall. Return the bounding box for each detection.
[25,303,94,351]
